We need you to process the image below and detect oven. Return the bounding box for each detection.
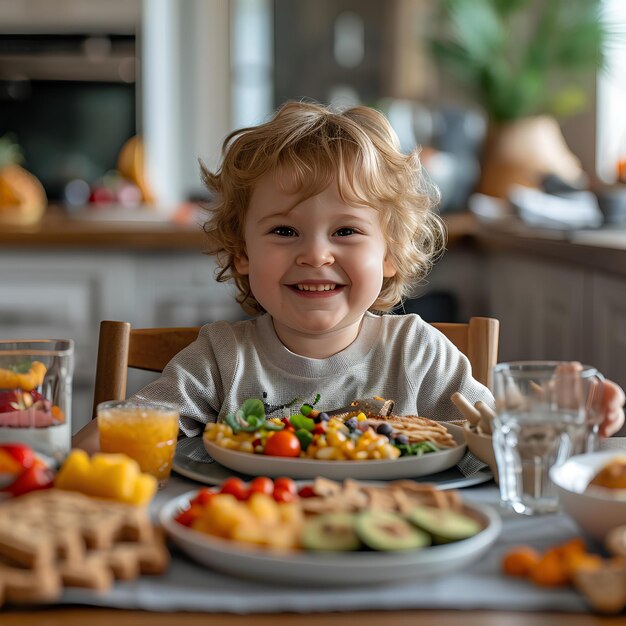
[0,33,138,201]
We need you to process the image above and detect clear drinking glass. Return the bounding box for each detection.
[97,400,180,488]
[492,361,604,515]
[0,339,74,462]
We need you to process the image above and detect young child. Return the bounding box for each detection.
[75,101,624,448]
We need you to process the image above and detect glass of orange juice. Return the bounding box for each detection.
[97,400,180,488]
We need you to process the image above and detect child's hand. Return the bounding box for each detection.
[599,379,625,438]
[554,363,624,438]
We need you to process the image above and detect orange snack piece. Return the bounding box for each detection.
[502,546,541,577]
[530,551,570,587]
[503,538,600,588]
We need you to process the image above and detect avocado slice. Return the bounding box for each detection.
[356,511,431,551]
[408,506,482,544]
[300,513,361,551]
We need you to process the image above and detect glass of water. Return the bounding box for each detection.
[492,361,604,515]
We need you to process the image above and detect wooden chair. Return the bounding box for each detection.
[91,317,499,418]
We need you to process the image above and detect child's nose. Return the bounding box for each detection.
[295,240,334,267]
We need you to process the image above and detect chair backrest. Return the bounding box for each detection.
[91,317,499,418]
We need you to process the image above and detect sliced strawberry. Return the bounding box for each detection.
[0,443,35,469]
[0,390,19,413]
[0,449,23,474]
[2,459,53,497]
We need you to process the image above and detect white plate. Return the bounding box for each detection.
[160,489,502,586]
[203,423,466,480]
[172,436,493,489]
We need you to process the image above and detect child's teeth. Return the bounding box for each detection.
[297,283,336,291]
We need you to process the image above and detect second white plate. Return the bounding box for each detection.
[160,488,502,586]
[203,423,466,480]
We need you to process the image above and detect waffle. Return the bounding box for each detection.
[365,414,457,448]
[300,477,463,516]
[0,489,169,607]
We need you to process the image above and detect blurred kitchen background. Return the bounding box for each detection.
[1,0,626,433]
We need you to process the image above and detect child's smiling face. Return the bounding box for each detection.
[235,173,396,357]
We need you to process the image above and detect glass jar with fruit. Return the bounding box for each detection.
[0,340,73,462]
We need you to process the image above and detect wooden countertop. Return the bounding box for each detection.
[0,208,476,251]
[473,220,626,279]
[0,206,209,251]
[3,207,626,281]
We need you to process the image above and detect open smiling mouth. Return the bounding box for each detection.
[287,283,345,293]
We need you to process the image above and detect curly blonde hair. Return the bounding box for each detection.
[201,101,446,315]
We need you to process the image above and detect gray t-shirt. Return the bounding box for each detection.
[133,312,493,437]
[134,313,493,437]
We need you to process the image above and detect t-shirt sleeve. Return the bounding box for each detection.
[130,326,224,437]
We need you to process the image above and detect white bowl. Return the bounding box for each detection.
[550,451,626,541]
[462,423,498,484]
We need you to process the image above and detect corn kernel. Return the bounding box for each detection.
[316,446,340,460]
[342,441,355,454]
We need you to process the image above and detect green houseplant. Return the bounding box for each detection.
[431,0,608,196]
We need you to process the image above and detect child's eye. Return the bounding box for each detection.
[271,226,297,237]
[334,227,357,237]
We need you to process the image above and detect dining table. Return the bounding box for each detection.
[3,438,626,626]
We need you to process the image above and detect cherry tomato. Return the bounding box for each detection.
[297,485,316,498]
[191,488,216,507]
[273,476,297,495]
[219,477,249,500]
[280,417,295,432]
[312,422,327,435]
[175,505,201,527]
[273,486,297,503]
[263,431,301,458]
[249,476,274,496]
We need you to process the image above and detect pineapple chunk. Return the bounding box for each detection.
[247,493,280,525]
[231,520,268,545]
[128,472,158,506]
[54,449,93,492]
[89,453,139,501]
[206,494,253,537]
[54,449,157,505]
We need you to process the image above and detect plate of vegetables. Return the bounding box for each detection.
[160,476,501,586]
[202,398,466,480]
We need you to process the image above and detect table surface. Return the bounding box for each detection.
[4,444,626,624]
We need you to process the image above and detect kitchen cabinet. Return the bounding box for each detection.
[487,256,586,363]
[486,252,626,399]
[590,273,626,390]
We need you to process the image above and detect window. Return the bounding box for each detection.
[596,0,626,183]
